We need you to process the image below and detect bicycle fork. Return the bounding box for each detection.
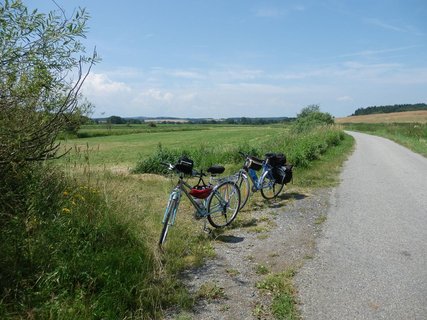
[162,190,181,226]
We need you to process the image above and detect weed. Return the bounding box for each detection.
[315,214,327,225]
[197,282,226,301]
[226,269,240,277]
[256,264,270,275]
[256,269,299,320]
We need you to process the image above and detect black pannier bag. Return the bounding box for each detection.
[245,156,263,171]
[272,164,293,185]
[266,153,286,167]
[175,156,194,174]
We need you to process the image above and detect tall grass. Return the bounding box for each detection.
[1,164,167,319]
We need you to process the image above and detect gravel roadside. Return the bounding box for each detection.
[166,187,332,319]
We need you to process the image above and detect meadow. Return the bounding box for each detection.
[60,124,285,169]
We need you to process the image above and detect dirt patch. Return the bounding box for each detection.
[165,188,331,319]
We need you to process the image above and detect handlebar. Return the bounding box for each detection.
[160,161,207,177]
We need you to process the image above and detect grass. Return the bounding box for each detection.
[344,122,427,157]
[60,124,288,168]
[2,122,355,319]
[196,282,226,301]
[256,269,299,320]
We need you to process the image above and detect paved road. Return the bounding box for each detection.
[296,131,427,320]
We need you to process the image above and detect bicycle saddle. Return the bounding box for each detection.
[207,165,225,174]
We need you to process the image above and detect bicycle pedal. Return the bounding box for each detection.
[194,212,204,220]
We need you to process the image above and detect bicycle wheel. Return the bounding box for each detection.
[260,169,284,200]
[207,181,241,228]
[236,171,250,210]
[159,198,178,247]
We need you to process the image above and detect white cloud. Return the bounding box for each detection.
[135,89,174,103]
[84,73,131,94]
[85,62,427,118]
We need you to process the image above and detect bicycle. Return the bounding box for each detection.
[231,152,288,210]
[159,157,241,247]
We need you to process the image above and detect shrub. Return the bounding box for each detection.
[292,105,334,133]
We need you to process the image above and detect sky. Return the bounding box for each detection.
[27,0,427,118]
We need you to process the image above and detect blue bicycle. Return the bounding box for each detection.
[231,152,289,210]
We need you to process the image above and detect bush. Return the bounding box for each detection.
[292,105,334,133]
[132,142,267,174]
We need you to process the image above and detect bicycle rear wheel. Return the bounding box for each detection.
[207,181,241,228]
[236,171,250,210]
[260,170,284,200]
[159,198,178,247]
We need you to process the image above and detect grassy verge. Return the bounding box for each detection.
[344,123,427,157]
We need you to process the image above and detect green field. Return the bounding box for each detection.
[60,124,287,169]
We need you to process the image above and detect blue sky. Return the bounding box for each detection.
[28,0,426,118]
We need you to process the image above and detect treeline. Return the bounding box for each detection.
[91,116,295,125]
[352,103,427,116]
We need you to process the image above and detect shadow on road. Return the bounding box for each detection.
[214,235,245,243]
[267,192,308,208]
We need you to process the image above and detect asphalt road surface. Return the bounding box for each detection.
[296,131,427,320]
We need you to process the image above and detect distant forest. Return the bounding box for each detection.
[352,103,427,116]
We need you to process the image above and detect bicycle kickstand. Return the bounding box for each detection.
[202,219,212,234]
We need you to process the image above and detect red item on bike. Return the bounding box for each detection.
[189,186,213,199]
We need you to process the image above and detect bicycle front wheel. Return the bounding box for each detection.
[159,198,178,247]
[260,170,284,200]
[236,171,250,210]
[207,181,241,228]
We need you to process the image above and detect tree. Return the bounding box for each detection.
[108,115,126,124]
[0,0,98,168]
[292,104,334,132]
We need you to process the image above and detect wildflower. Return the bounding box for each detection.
[62,208,71,214]
[63,191,69,196]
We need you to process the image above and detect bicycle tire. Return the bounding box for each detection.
[207,181,241,228]
[260,169,284,200]
[236,171,250,210]
[159,198,178,247]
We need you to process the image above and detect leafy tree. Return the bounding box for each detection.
[108,115,126,124]
[0,0,98,168]
[292,104,334,132]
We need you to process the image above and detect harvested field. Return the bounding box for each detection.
[336,110,427,124]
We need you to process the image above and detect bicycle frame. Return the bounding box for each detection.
[162,177,206,226]
[244,162,272,191]
[162,173,234,227]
